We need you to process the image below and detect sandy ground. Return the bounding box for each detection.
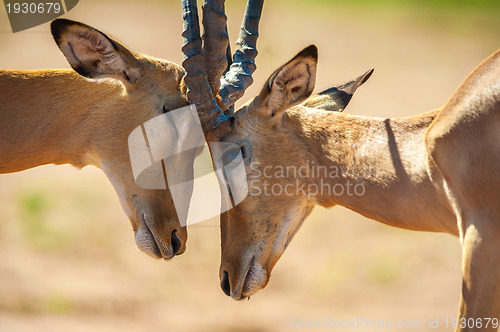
[1,1,499,331]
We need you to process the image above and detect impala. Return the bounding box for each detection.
[0,19,189,259]
[178,0,500,329]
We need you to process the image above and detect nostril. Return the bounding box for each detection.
[171,230,182,255]
[221,270,231,296]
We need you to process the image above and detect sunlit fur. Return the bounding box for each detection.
[0,19,189,260]
[210,46,500,330]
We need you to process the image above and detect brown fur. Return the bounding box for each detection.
[426,50,500,330]
[210,46,500,330]
[0,19,189,260]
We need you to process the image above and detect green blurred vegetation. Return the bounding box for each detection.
[286,0,500,46]
[0,290,74,315]
[366,250,401,285]
[17,189,70,252]
[45,291,74,314]
[292,0,500,11]
[11,173,125,258]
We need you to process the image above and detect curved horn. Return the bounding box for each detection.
[181,0,228,130]
[217,0,264,111]
[181,0,263,129]
[202,0,229,96]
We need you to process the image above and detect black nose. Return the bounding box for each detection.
[221,270,231,296]
[171,230,182,255]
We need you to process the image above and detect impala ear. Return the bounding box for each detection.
[51,19,141,84]
[257,45,318,119]
[302,68,374,112]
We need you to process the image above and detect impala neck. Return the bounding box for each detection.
[287,107,458,235]
[0,69,123,173]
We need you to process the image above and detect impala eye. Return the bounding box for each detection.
[221,146,242,166]
[240,145,247,159]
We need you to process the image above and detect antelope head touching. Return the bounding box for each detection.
[183,2,500,328]
[0,19,189,259]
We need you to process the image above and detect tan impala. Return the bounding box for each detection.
[0,19,190,259]
[179,0,500,329]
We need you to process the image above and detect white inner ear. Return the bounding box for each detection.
[64,27,128,75]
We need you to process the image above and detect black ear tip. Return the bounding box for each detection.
[51,20,62,41]
[51,18,72,30]
[359,68,375,86]
[299,45,318,60]
[50,18,86,36]
[50,18,72,40]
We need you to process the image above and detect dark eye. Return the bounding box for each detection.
[221,147,242,166]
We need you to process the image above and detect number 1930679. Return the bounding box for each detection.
[444,317,499,329]
[5,2,61,14]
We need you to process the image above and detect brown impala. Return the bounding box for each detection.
[0,19,189,259]
[179,0,500,330]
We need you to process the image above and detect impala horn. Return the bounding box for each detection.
[181,0,264,130]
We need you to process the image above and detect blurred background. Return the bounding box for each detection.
[1,0,499,331]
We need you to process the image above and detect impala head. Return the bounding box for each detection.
[212,46,321,300]
[214,51,373,300]
[179,0,372,299]
[51,19,189,259]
